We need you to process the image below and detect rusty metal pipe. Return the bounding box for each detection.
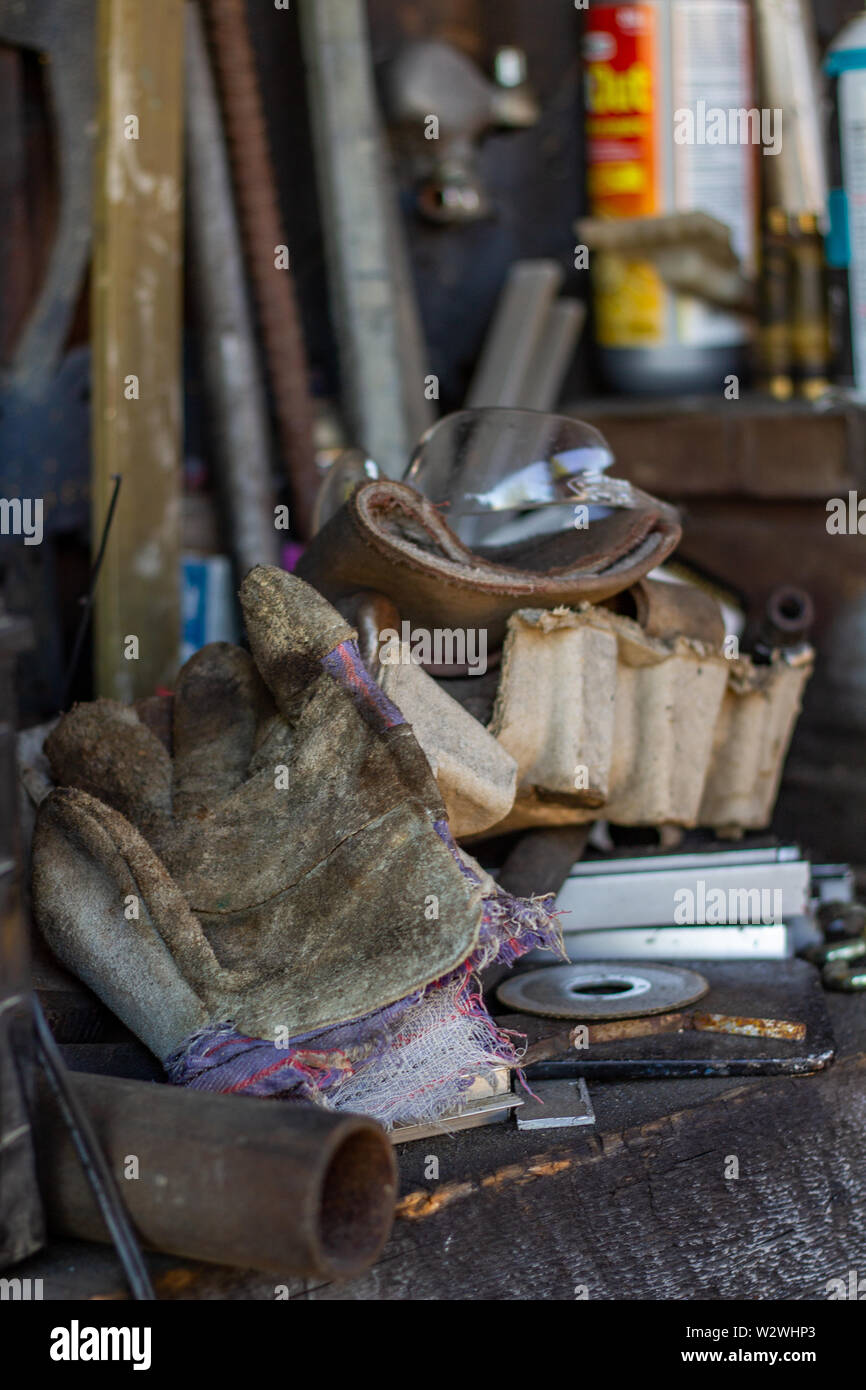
[765,585,815,642]
[185,2,279,576]
[202,0,318,539]
[505,1009,806,1067]
[36,1072,397,1280]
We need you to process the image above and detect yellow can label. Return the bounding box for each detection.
[584,4,665,346]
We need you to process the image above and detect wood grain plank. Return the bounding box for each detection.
[91,0,183,700]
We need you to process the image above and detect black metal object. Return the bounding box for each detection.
[519,959,835,1080]
[752,584,816,663]
[33,995,155,1301]
[801,899,866,991]
[60,473,122,711]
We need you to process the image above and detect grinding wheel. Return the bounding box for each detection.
[496,962,710,1020]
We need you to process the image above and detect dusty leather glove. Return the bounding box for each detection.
[31,568,487,1063]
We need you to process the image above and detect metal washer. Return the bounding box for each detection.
[496,962,710,1020]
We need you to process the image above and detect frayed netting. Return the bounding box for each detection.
[321,968,520,1127]
[166,831,564,1128]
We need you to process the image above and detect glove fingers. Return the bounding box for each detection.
[240,566,353,721]
[172,642,274,819]
[44,699,172,846]
[32,788,214,1060]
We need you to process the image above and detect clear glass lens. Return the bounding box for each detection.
[313,448,380,534]
[404,407,621,549]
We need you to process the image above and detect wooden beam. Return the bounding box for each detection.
[569,394,864,501]
[91,0,184,701]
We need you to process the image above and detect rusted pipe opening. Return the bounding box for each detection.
[317,1127,396,1277]
[766,585,815,635]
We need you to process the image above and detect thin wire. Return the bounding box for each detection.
[60,473,122,710]
[32,993,155,1300]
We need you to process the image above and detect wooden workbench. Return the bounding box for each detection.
[16,991,866,1301]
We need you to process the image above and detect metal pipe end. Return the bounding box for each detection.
[316,1121,398,1279]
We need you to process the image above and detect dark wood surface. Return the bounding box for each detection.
[15,989,866,1301]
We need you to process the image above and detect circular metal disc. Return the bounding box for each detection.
[496,962,710,1020]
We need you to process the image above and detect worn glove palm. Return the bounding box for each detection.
[33,568,486,1064]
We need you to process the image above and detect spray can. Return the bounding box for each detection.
[825,8,866,397]
[583,0,757,393]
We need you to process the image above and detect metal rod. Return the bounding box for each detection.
[203,0,319,536]
[60,471,121,710]
[185,1,279,578]
[32,993,155,1300]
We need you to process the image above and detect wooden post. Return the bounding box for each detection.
[91,0,184,701]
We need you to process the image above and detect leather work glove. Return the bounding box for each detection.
[32,569,507,1071]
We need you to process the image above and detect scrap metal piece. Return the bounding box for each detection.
[36,1069,397,1279]
[391,1065,520,1143]
[512,1012,689,1067]
[392,1095,523,1145]
[184,2,279,575]
[512,959,833,1080]
[203,0,319,537]
[803,936,866,968]
[516,1078,594,1131]
[497,962,709,1021]
[298,0,424,480]
[815,900,866,942]
[504,1008,805,1065]
[555,846,810,930]
[822,954,866,992]
[33,995,155,1301]
[762,585,816,648]
[690,1012,806,1042]
[812,867,856,908]
[61,474,121,710]
[824,961,866,991]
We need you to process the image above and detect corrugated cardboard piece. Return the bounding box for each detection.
[475,605,812,835]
